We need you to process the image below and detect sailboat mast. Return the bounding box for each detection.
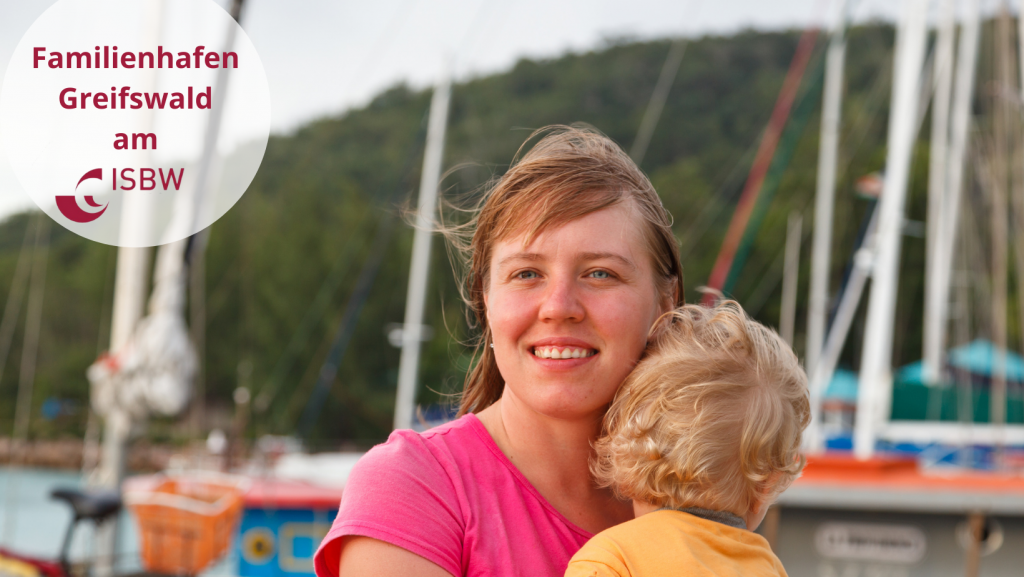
[91,3,164,573]
[93,0,244,570]
[806,207,879,452]
[807,0,848,377]
[922,0,955,387]
[929,0,981,408]
[394,71,451,431]
[853,0,928,459]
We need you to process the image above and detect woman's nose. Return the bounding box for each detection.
[538,275,585,322]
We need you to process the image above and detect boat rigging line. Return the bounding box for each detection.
[2,214,50,547]
[703,21,822,305]
[629,0,702,167]
[0,217,36,417]
[280,108,432,437]
[294,203,402,439]
[721,51,826,297]
[252,212,374,415]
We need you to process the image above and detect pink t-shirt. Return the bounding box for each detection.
[313,413,593,576]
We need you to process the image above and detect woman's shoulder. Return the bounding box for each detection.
[347,413,491,487]
[411,410,488,446]
[317,416,487,577]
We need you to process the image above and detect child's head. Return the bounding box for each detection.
[592,301,810,524]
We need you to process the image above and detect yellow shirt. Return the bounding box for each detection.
[564,509,787,577]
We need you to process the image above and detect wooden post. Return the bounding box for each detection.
[991,6,1017,464]
[227,385,251,472]
[226,360,252,472]
[762,505,781,551]
[189,244,206,439]
[964,512,985,577]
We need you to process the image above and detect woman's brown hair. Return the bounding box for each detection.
[444,125,685,416]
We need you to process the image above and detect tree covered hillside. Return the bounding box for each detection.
[2,22,955,446]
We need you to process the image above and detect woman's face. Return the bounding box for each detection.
[484,203,672,421]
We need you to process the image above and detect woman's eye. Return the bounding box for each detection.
[589,270,611,280]
[516,270,539,280]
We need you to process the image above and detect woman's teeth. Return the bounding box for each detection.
[533,347,595,359]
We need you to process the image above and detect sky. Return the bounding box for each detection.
[0,0,918,222]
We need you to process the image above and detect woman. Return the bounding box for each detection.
[313,125,685,576]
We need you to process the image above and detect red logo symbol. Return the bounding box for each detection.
[56,169,108,223]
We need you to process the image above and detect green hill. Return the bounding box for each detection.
[0,22,951,446]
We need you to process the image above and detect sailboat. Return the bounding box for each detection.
[744,1,1024,575]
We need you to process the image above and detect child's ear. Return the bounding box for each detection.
[744,472,785,531]
[743,494,770,531]
[760,471,787,502]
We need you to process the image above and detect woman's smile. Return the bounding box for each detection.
[532,347,596,360]
[529,337,599,369]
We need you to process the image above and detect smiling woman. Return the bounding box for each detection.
[484,204,668,422]
[313,125,685,577]
[456,126,685,418]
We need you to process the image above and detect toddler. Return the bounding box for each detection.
[566,301,809,577]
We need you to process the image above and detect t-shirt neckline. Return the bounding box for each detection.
[463,413,595,540]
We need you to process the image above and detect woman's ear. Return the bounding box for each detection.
[661,285,678,314]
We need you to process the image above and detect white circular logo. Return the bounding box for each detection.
[0,0,270,247]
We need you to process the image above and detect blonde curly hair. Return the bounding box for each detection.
[592,301,810,515]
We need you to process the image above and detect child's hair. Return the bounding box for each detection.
[592,301,810,516]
